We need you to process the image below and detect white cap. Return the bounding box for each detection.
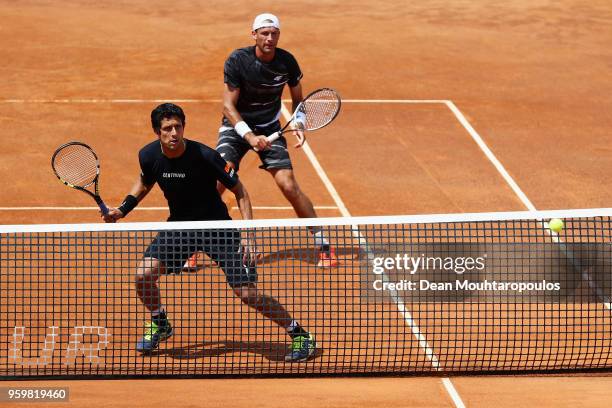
[252,13,280,31]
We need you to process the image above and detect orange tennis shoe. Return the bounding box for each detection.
[184,252,200,269]
[317,247,339,268]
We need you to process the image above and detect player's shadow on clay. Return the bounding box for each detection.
[258,246,358,265]
[149,340,323,362]
[188,246,359,272]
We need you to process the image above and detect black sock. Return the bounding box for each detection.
[152,312,168,327]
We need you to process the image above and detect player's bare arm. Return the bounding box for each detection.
[229,179,253,221]
[289,82,306,148]
[230,180,258,264]
[223,83,271,151]
[102,176,153,223]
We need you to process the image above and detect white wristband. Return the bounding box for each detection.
[294,111,306,127]
[234,121,252,138]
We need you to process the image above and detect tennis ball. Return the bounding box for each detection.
[549,218,564,233]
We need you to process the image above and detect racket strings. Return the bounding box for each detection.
[302,89,341,130]
[53,146,99,187]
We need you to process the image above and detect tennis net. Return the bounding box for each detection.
[1,208,611,378]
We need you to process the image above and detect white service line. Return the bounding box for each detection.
[0,98,446,104]
[0,99,212,104]
[343,99,449,104]
[279,104,465,408]
[0,206,338,211]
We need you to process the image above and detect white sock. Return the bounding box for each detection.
[286,320,299,333]
[313,230,329,248]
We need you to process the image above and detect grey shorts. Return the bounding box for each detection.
[143,229,257,288]
[216,121,292,171]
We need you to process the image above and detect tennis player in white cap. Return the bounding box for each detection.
[212,13,338,272]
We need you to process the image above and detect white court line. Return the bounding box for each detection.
[0,98,447,104]
[446,100,611,312]
[0,206,338,211]
[444,101,536,211]
[279,104,464,408]
[442,378,466,408]
[343,99,449,104]
[0,99,210,104]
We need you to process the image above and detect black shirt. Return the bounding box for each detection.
[223,46,303,128]
[139,139,238,221]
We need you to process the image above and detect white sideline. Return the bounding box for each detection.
[445,101,536,211]
[279,105,460,407]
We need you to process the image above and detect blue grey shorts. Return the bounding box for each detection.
[216,121,292,171]
[144,229,257,288]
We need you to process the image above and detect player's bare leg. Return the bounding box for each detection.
[232,283,294,326]
[135,257,164,310]
[233,283,316,362]
[269,168,315,218]
[134,257,173,353]
[269,168,338,267]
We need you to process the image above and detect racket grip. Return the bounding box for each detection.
[95,197,109,215]
[254,131,281,152]
[266,131,281,143]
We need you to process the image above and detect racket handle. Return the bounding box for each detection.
[266,131,281,143]
[95,197,109,215]
[254,131,281,152]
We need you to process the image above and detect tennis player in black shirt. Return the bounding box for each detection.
[215,13,338,268]
[103,103,316,362]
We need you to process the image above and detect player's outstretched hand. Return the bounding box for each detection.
[240,235,261,266]
[294,124,306,148]
[101,207,124,223]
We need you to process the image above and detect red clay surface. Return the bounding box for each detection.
[1,0,612,407]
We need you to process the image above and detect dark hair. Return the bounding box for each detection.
[151,103,186,133]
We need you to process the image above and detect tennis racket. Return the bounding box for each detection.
[266,87,341,143]
[51,141,109,215]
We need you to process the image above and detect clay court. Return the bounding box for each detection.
[1,0,611,406]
